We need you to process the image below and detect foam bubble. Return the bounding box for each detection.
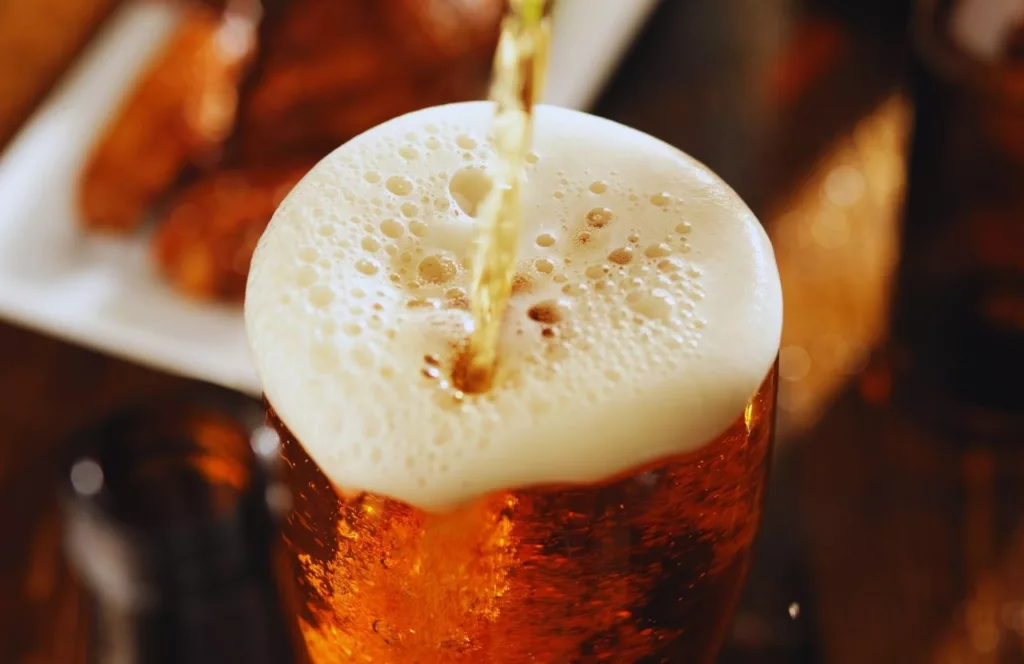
[417,255,458,284]
[246,102,782,510]
[586,207,613,228]
[380,219,404,238]
[535,233,556,247]
[607,247,634,265]
[386,175,414,196]
[449,167,493,217]
[650,192,671,207]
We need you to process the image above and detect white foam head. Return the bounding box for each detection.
[245,102,782,510]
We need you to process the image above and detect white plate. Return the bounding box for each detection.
[0,0,658,395]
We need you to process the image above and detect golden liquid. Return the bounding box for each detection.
[455,0,552,394]
[274,369,777,663]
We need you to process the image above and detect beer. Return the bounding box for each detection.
[272,371,774,664]
[462,0,551,392]
[245,100,782,662]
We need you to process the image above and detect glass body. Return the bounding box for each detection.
[272,368,777,663]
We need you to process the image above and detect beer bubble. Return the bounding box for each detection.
[650,192,671,206]
[363,170,382,183]
[626,289,674,320]
[561,282,587,297]
[449,167,493,217]
[675,221,692,234]
[386,175,414,196]
[575,231,593,246]
[425,136,441,150]
[534,257,555,273]
[399,145,419,160]
[361,236,381,252]
[409,221,428,237]
[444,288,465,300]
[511,273,534,294]
[355,258,380,276]
[525,151,540,164]
[380,218,404,238]
[608,247,634,265]
[400,202,419,218]
[308,286,334,308]
[586,207,613,228]
[298,247,319,263]
[589,181,608,194]
[417,255,458,284]
[317,224,335,237]
[657,259,681,273]
[644,243,672,259]
[527,299,570,325]
[456,134,478,149]
[536,233,556,247]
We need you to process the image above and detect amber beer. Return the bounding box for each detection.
[245,102,783,662]
[274,372,774,663]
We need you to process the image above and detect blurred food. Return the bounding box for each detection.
[78,0,501,300]
[80,2,259,232]
[0,0,120,149]
[153,163,310,300]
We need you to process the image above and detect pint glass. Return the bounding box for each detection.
[272,369,776,663]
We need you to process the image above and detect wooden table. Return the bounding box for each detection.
[0,0,916,661]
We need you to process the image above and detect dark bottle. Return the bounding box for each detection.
[892,0,1024,426]
[61,390,306,664]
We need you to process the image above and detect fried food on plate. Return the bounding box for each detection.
[152,163,310,301]
[79,0,503,300]
[79,4,258,232]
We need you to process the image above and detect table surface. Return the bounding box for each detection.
[10,1,1005,662]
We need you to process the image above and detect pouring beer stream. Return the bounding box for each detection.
[457,0,553,393]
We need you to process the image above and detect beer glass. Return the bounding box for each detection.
[273,372,776,663]
[246,102,783,663]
